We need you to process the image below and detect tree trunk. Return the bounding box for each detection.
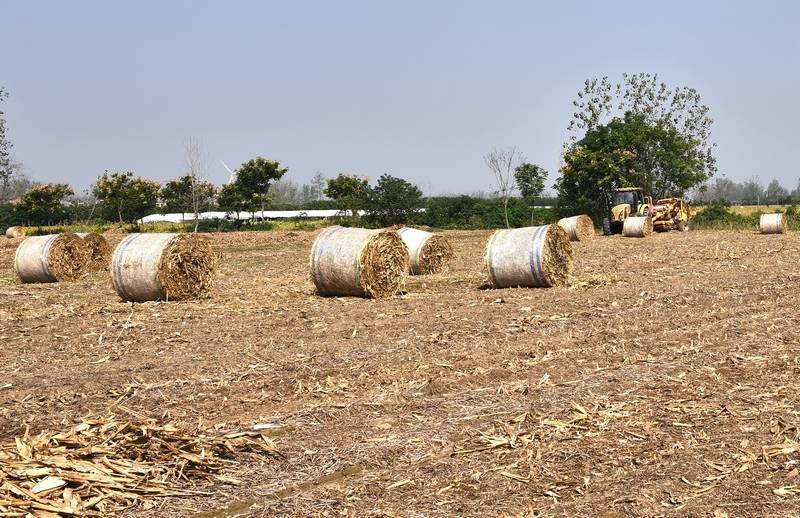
[503,197,510,228]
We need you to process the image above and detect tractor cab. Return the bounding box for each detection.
[604,187,655,234]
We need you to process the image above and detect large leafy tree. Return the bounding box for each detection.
[324,174,371,217]
[367,174,423,226]
[14,183,73,225]
[218,182,248,219]
[558,111,710,221]
[234,156,288,214]
[560,73,717,217]
[161,174,216,218]
[514,163,547,205]
[92,171,160,223]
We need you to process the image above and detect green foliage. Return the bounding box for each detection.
[14,183,74,225]
[514,163,547,204]
[160,176,194,214]
[0,87,12,187]
[324,174,371,216]
[218,182,247,216]
[691,202,800,230]
[367,174,423,226]
[415,196,556,229]
[92,171,160,223]
[234,156,288,213]
[0,202,18,228]
[557,112,711,222]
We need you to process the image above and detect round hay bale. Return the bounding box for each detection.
[5,226,26,239]
[76,232,112,272]
[310,226,409,298]
[760,213,787,234]
[396,227,454,275]
[557,215,595,242]
[622,216,653,238]
[484,224,572,289]
[14,233,90,283]
[111,233,215,302]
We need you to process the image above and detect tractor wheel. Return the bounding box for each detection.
[602,217,611,236]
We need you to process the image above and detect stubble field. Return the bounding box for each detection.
[2,229,800,517]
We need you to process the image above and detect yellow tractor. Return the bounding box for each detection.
[602,187,691,234]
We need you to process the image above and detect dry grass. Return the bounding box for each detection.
[158,234,216,301]
[2,230,800,516]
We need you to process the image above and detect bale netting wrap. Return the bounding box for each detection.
[622,216,653,238]
[14,233,89,283]
[760,213,787,234]
[111,233,215,302]
[557,215,596,242]
[310,226,409,298]
[5,226,25,239]
[484,224,572,289]
[76,232,112,271]
[396,227,454,275]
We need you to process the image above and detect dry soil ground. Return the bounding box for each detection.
[2,229,800,517]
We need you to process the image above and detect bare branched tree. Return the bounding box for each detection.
[185,138,209,232]
[484,146,524,228]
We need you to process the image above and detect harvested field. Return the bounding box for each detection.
[2,229,800,516]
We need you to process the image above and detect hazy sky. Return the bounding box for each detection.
[3,0,799,194]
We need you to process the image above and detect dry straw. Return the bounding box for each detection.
[760,213,787,234]
[622,216,653,238]
[5,226,25,238]
[14,233,90,283]
[397,226,454,274]
[485,224,573,289]
[557,215,595,242]
[310,225,409,298]
[76,232,112,271]
[111,233,215,302]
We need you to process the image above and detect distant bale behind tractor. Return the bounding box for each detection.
[111,233,215,302]
[485,224,572,289]
[396,227,454,275]
[622,216,653,238]
[77,232,112,271]
[557,215,595,242]
[5,226,26,239]
[310,226,409,298]
[14,233,90,283]
[760,213,787,234]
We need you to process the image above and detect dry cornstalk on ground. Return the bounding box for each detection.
[396,226,454,275]
[760,213,787,234]
[557,215,596,242]
[484,224,572,288]
[622,216,653,238]
[5,226,25,239]
[76,232,112,272]
[310,225,409,297]
[111,233,215,302]
[13,233,90,283]
[0,417,281,516]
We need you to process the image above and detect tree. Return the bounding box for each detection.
[557,112,710,221]
[740,176,764,205]
[185,139,213,231]
[14,183,74,225]
[218,182,247,219]
[367,174,423,226]
[484,146,524,228]
[160,176,193,216]
[92,171,160,223]
[567,73,717,192]
[234,156,288,216]
[0,159,32,202]
[515,163,547,205]
[310,172,326,200]
[324,174,371,217]
[0,88,13,191]
[765,179,788,204]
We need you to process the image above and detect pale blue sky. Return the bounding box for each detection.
[3,0,799,194]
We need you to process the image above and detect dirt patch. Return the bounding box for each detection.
[2,230,800,516]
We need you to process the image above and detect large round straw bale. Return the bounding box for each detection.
[557,215,595,242]
[5,226,26,239]
[484,224,572,289]
[76,232,112,271]
[760,213,787,234]
[111,233,215,302]
[310,226,409,298]
[622,216,653,238]
[396,227,454,275]
[14,233,90,283]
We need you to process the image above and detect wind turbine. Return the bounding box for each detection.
[220,160,236,184]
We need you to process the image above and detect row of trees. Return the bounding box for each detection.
[694,175,800,205]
